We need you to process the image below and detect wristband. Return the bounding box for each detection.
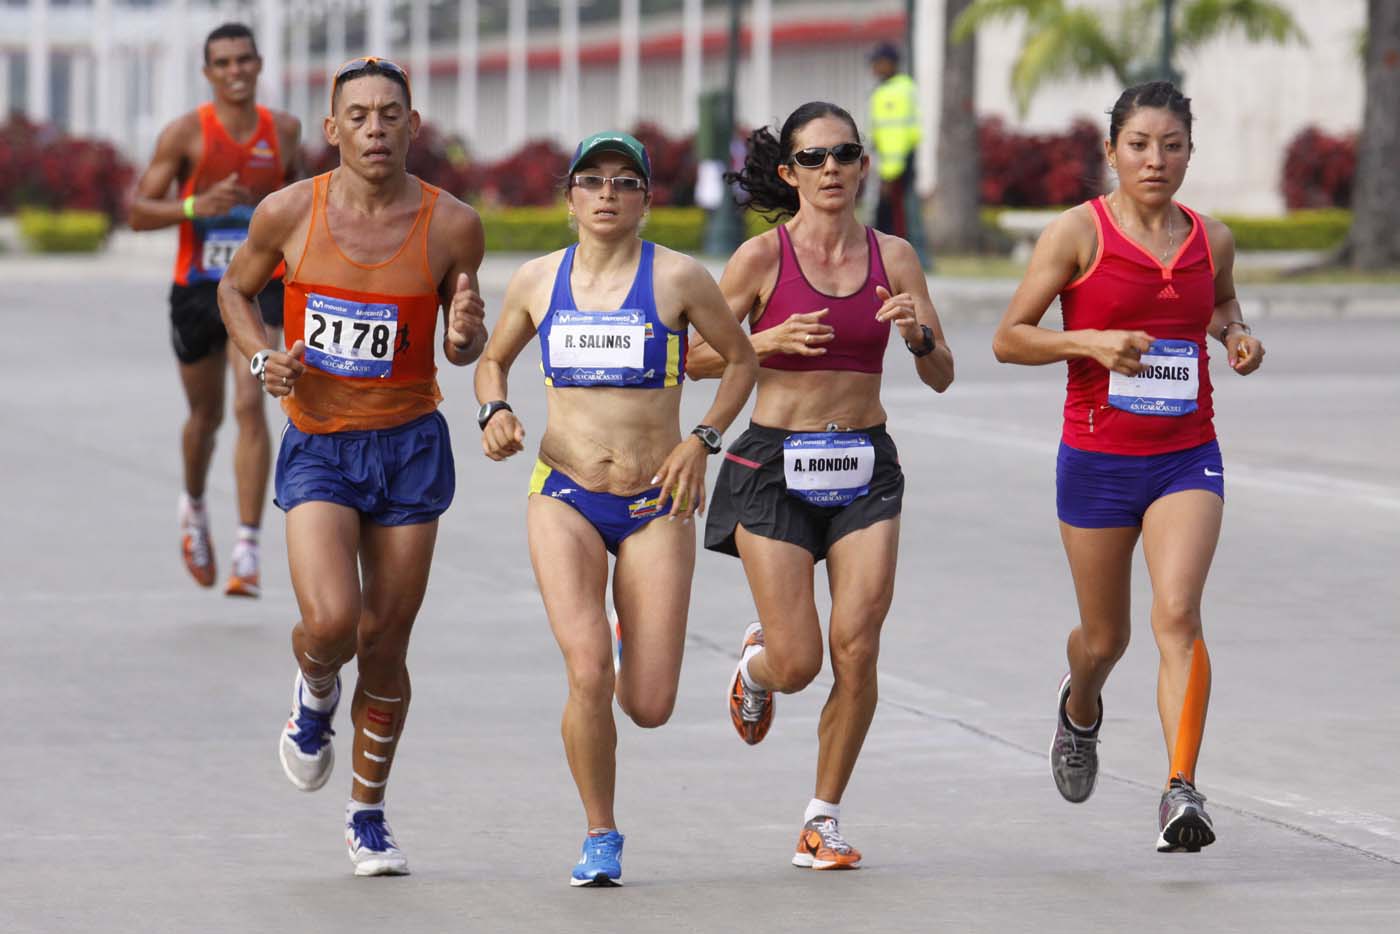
[182,195,197,219]
[1218,320,1251,344]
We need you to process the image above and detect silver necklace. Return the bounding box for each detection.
[1111,193,1175,262]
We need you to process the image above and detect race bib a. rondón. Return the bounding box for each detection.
[1107,339,1199,417]
[303,292,399,379]
[783,432,876,507]
[547,309,647,385]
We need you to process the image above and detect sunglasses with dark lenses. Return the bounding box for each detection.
[573,174,647,192]
[789,142,865,168]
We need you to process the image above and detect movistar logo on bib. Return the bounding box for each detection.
[548,309,648,385]
[303,292,399,378]
[783,432,876,507]
[1107,339,1199,416]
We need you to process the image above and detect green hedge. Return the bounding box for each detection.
[478,205,775,254]
[19,208,110,252]
[1217,209,1351,251]
[479,205,1354,255]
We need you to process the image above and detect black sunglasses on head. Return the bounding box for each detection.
[334,56,410,84]
[789,143,864,168]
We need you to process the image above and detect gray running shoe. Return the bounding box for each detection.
[1049,673,1102,803]
[278,672,338,792]
[1157,777,1216,853]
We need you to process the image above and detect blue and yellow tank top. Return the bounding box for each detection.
[538,240,686,388]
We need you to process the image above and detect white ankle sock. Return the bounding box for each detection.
[299,673,339,711]
[236,525,260,545]
[804,798,840,824]
[739,646,764,691]
[347,798,384,816]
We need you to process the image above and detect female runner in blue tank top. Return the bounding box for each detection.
[474,132,757,887]
[689,102,954,869]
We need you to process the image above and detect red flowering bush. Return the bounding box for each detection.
[979,117,1104,207]
[626,122,697,207]
[303,122,697,208]
[463,139,571,207]
[0,117,132,220]
[1281,126,1354,210]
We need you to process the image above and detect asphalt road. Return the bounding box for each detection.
[1,246,1396,933]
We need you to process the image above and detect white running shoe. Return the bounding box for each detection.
[278,672,337,792]
[346,807,410,876]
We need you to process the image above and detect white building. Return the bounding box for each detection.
[0,0,1367,214]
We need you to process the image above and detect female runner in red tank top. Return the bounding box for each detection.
[992,82,1265,854]
[690,101,954,870]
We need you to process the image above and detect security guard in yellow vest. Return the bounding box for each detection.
[868,42,926,262]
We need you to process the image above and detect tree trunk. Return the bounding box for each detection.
[930,0,983,253]
[1345,0,1400,269]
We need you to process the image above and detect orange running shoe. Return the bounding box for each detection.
[224,541,261,598]
[728,621,773,745]
[180,500,216,588]
[792,817,862,870]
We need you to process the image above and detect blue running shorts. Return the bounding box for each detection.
[275,411,455,526]
[528,459,666,555]
[1056,439,1224,529]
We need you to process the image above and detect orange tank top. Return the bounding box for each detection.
[282,172,444,434]
[174,103,286,285]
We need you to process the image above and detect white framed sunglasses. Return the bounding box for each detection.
[572,174,648,192]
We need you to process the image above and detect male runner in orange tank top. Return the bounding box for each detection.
[219,58,487,877]
[129,22,304,598]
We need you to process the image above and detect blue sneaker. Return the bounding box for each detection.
[278,672,338,791]
[570,829,624,887]
[346,806,410,876]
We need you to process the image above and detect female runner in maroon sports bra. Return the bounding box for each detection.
[689,101,953,870]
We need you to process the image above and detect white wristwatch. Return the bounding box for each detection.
[249,349,272,384]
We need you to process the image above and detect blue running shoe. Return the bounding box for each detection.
[346,806,410,876]
[570,829,624,887]
[278,672,338,791]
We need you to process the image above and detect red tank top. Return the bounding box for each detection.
[1059,196,1217,455]
[174,103,285,285]
[753,224,892,373]
[282,172,444,434]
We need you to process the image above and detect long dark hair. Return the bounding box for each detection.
[726,101,862,222]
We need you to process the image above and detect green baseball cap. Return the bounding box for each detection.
[568,131,651,182]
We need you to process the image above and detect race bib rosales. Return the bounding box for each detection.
[1107,339,1199,417]
[200,228,246,275]
[547,309,647,385]
[303,292,398,379]
[783,432,876,507]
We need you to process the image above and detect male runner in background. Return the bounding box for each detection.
[130,22,303,597]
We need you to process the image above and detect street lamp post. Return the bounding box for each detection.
[1159,0,1183,86]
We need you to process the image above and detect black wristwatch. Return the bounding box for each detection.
[477,400,512,430]
[691,424,722,454]
[906,324,936,357]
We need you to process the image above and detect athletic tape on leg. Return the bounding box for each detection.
[1170,638,1211,784]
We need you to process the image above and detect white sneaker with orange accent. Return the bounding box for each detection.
[225,540,260,598]
[179,498,215,588]
[792,817,862,870]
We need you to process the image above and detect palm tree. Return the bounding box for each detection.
[953,0,1306,115]
[931,0,984,253]
[1342,1,1400,269]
